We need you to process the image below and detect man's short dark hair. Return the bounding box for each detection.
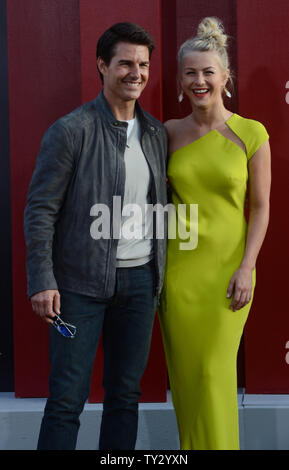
[96,22,155,83]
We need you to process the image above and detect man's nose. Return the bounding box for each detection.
[129,64,141,79]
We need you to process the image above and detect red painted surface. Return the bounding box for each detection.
[8,0,287,399]
[238,0,289,392]
[79,0,163,121]
[7,0,82,397]
[162,0,238,121]
[8,0,167,401]
[161,0,245,387]
[78,0,167,402]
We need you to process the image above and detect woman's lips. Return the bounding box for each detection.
[192,88,210,98]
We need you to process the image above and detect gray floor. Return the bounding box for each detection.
[1,390,289,450]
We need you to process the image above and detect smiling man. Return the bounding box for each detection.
[97,42,150,113]
[24,23,168,450]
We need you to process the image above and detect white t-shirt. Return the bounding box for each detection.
[116,117,153,267]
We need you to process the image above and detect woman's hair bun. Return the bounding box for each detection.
[177,15,232,78]
[197,17,227,49]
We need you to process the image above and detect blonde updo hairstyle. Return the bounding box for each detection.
[178,17,233,94]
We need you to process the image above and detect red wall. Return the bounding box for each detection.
[162,0,245,386]
[7,0,289,398]
[7,0,167,400]
[7,0,82,397]
[238,0,289,393]
[78,0,166,402]
[79,0,163,120]
[162,0,238,121]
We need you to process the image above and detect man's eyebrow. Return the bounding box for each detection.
[118,59,150,65]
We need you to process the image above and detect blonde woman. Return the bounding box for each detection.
[159,17,271,450]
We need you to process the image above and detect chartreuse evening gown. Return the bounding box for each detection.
[159,113,269,450]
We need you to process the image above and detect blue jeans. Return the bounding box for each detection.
[37,260,157,450]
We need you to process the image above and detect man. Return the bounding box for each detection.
[24,22,168,450]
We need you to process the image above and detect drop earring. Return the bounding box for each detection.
[178,91,184,103]
[224,87,232,98]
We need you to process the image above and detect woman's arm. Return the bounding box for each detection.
[227,139,271,311]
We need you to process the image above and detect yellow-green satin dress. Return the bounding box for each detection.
[159,114,269,450]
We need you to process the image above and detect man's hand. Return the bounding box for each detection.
[31,290,61,324]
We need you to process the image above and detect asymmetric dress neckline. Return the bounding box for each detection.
[171,113,248,159]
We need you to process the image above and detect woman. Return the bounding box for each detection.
[159,17,271,450]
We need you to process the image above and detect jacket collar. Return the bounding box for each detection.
[95,90,159,135]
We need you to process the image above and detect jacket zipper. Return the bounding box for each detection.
[140,133,159,297]
[104,134,120,296]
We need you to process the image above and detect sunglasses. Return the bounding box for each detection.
[52,313,76,339]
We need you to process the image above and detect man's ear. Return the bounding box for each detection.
[97,57,107,77]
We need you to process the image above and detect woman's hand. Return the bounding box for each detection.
[226,266,253,312]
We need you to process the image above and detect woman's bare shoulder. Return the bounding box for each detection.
[164,117,188,136]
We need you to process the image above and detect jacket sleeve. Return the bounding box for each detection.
[24,120,75,298]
